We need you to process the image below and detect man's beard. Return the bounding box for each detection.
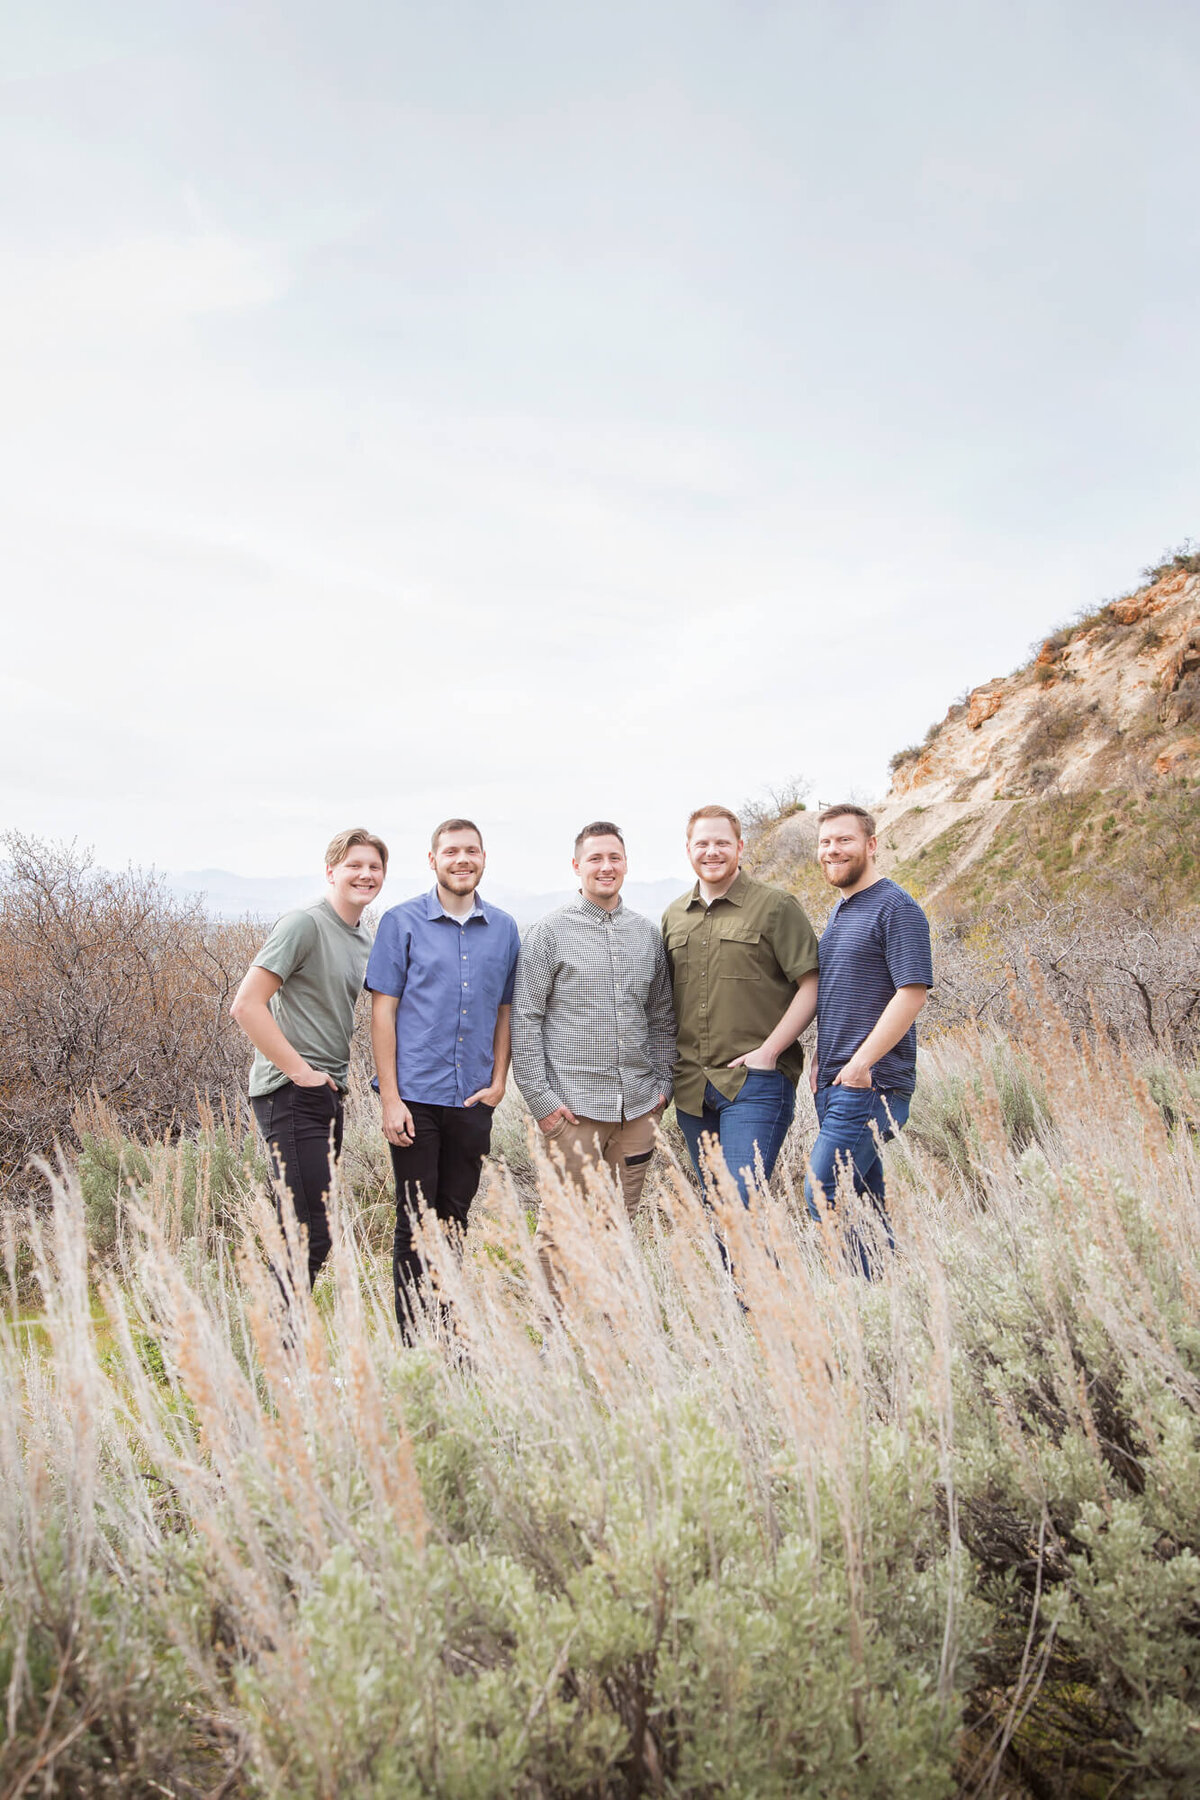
[826,855,867,888]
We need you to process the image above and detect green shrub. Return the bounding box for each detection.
[6,1017,1200,1796]
[905,1035,1050,1194]
[890,742,923,774]
[75,1113,265,1261]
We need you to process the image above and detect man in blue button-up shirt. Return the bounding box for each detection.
[367,818,520,1330]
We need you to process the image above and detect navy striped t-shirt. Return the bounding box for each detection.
[816,878,933,1094]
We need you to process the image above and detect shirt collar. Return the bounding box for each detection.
[835,876,887,911]
[425,884,491,924]
[684,869,747,911]
[575,893,624,922]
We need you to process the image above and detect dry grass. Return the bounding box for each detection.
[2,1005,1200,1796]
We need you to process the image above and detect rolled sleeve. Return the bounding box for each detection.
[771,894,821,985]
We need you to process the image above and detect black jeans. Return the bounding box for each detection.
[251,1080,344,1288]
[390,1100,494,1329]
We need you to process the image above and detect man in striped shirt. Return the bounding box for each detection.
[512,821,676,1242]
[805,803,933,1273]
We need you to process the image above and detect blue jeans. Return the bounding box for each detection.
[677,1068,796,1206]
[804,1085,911,1275]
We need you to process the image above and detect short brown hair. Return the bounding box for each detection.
[686,804,742,840]
[431,817,483,852]
[324,827,389,871]
[817,803,876,837]
[574,820,625,855]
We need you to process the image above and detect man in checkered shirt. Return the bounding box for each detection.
[512,821,676,1250]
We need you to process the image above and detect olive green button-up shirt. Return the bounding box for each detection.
[661,871,820,1116]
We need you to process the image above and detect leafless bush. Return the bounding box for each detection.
[1143,537,1200,583]
[740,775,812,838]
[1020,695,1093,765]
[927,894,1200,1058]
[0,833,259,1198]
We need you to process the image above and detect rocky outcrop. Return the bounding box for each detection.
[967,689,1004,731]
[1112,567,1190,624]
[877,568,1200,900]
[886,571,1200,809]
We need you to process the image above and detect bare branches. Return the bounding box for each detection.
[926,894,1200,1060]
[0,834,258,1199]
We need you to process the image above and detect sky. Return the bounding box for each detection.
[3,0,1199,895]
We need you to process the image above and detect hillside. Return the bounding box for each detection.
[750,550,1200,916]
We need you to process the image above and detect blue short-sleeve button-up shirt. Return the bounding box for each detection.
[365,888,520,1106]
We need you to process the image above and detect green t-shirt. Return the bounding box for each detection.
[248,899,372,1098]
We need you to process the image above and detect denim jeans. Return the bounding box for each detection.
[804,1085,911,1276]
[251,1080,344,1288]
[676,1068,796,1206]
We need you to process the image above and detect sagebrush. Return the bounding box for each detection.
[3,1003,1200,1797]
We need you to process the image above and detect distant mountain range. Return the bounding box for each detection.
[164,869,689,927]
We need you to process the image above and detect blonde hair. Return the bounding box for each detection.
[324,827,389,871]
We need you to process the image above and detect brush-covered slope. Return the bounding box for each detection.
[877,555,1200,912]
[746,551,1200,916]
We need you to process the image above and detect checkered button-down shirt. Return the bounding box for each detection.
[512,896,677,1123]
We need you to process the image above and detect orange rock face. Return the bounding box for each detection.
[967,690,1003,731]
[881,570,1198,814]
[1112,569,1190,625]
[890,749,940,796]
[1154,737,1200,776]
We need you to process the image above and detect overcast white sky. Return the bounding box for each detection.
[3,0,1198,894]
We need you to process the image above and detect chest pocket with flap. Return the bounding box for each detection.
[716,925,762,979]
[664,928,693,980]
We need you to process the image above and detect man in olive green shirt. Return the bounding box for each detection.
[663,804,819,1203]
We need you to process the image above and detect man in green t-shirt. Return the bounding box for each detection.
[663,804,819,1205]
[230,827,388,1286]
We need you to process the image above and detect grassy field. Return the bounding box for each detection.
[3,1009,1200,1798]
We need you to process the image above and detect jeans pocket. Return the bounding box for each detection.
[295,1081,338,1113]
[739,1067,786,1093]
[823,1084,876,1116]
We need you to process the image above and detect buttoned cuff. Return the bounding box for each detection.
[526,1089,562,1123]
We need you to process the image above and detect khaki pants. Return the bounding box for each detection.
[534,1109,658,1290]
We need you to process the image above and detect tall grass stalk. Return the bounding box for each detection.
[2,1009,1199,1795]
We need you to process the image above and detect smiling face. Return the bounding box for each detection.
[687,814,743,893]
[573,834,628,909]
[429,827,486,897]
[817,813,876,891]
[326,843,386,914]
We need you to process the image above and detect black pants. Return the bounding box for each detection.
[251,1081,344,1288]
[390,1100,494,1329]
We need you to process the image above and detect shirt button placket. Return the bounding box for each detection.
[700,923,710,1042]
[457,927,467,1097]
